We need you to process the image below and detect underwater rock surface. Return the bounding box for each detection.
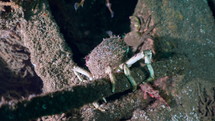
[0,0,214,120]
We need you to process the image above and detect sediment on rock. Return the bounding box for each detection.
[133,0,215,120]
[79,90,152,121]
[23,0,78,93]
[1,0,214,120]
[0,56,187,121]
[0,2,43,100]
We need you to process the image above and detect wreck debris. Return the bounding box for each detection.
[198,83,215,121]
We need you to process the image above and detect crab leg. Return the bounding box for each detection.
[124,51,145,68]
[119,50,154,85]
[143,50,155,82]
[121,63,137,91]
[146,64,154,82]
[92,102,106,112]
[105,66,116,93]
[118,51,144,72]
[72,66,93,81]
[73,70,85,82]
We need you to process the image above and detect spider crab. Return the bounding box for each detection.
[72,13,156,93]
[72,35,154,93]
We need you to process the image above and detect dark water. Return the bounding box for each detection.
[48,0,138,66]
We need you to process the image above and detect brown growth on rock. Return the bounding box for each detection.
[0,9,43,100]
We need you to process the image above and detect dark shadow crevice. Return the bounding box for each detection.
[207,0,215,19]
[48,0,138,66]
